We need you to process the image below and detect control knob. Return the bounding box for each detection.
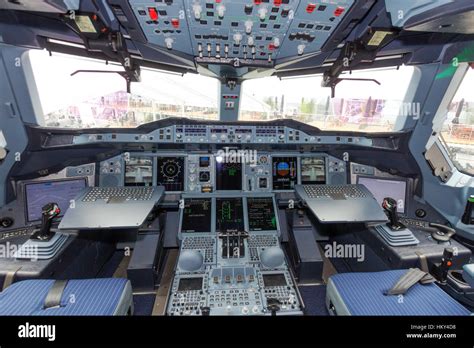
[245,20,253,34]
[193,4,202,19]
[217,4,225,18]
[233,33,243,45]
[165,38,174,50]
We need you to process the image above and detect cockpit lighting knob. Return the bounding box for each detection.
[258,7,268,20]
[245,20,253,34]
[217,4,226,18]
[297,44,305,55]
[193,4,202,19]
[233,33,243,45]
[165,37,174,50]
[273,37,280,48]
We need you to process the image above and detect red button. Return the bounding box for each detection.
[254,0,262,4]
[171,18,180,28]
[306,3,316,13]
[148,7,158,21]
[274,0,282,6]
[268,43,276,50]
[334,6,345,16]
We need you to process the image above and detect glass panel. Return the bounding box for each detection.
[441,68,474,175]
[240,66,415,133]
[29,50,219,128]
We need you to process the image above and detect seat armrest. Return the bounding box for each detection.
[462,264,474,288]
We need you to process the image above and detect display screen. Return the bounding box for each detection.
[216,161,242,190]
[125,156,153,187]
[272,157,298,190]
[247,197,277,231]
[181,199,212,233]
[157,157,185,191]
[216,198,244,232]
[25,178,87,222]
[357,176,407,214]
[178,277,203,291]
[199,156,210,167]
[263,274,287,287]
[301,157,326,184]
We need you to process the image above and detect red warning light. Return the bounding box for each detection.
[254,0,262,5]
[274,0,282,6]
[334,6,345,16]
[148,7,158,21]
[306,3,316,13]
[171,18,180,28]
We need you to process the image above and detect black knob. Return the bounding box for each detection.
[267,298,281,316]
[0,217,14,228]
[201,307,210,316]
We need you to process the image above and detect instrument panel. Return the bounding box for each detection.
[128,0,355,66]
[169,194,303,316]
[101,152,347,193]
[72,123,373,147]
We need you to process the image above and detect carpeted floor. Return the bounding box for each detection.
[298,285,329,316]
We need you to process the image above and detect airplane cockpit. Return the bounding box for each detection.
[0,0,473,343]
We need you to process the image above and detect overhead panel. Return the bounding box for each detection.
[128,0,354,66]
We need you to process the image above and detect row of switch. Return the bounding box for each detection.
[213,274,255,284]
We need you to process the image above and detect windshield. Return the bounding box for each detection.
[29,50,219,128]
[240,66,415,132]
[30,50,415,132]
[441,67,474,176]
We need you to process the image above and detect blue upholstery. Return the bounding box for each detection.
[0,278,130,316]
[329,270,471,316]
[463,264,474,288]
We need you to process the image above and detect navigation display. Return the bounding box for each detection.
[181,199,212,233]
[216,161,242,190]
[247,197,277,231]
[272,157,298,190]
[216,198,244,232]
[301,157,326,184]
[125,156,153,186]
[178,277,203,291]
[157,157,185,191]
[357,176,407,214]
[263,274,287,287]
[25,178,87,222]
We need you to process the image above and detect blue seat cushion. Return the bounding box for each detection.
[0,278,130,316]
[329,270,471,316]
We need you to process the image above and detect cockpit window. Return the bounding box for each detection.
[29,50,219,128]
[441,68,474,176]
[240,66,415,133]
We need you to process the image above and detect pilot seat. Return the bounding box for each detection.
[326,269,471,316]
[0,278,133,316]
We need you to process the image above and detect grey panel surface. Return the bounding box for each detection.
[295,185,388,223]
[59,187,164,230]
